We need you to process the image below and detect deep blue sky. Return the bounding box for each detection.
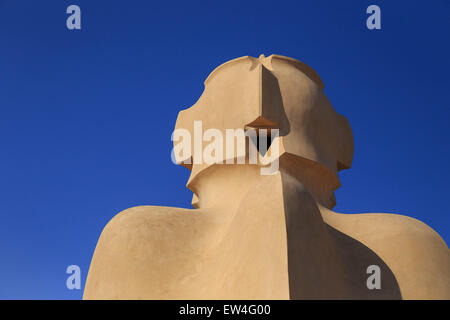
[0,0,448,299]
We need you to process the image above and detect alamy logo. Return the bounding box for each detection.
[66,265,81,290]
[366,265,381,289]
[171,121,280,175]
[66,5,81,30]
[366,5,381,30]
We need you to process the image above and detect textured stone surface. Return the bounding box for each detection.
[84,55,449,299]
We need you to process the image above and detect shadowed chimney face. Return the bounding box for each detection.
[174,54,354,179]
